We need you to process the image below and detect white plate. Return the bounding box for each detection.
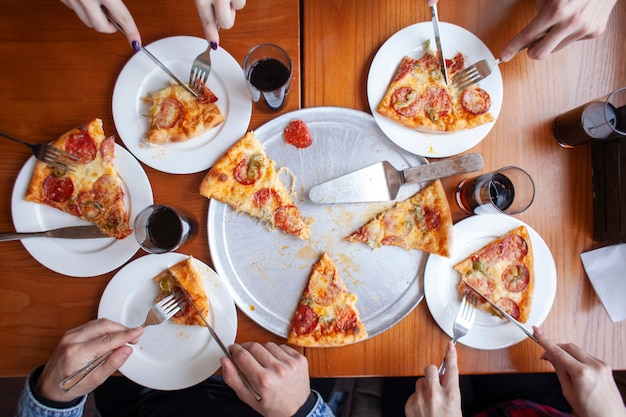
[11,145,153,277]
[367,22,503,158]
[208,107,429,340]
[424,214,556,350]
[112,36,252,174]
[98,253,237,390]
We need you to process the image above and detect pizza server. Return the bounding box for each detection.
[309,153,483,204]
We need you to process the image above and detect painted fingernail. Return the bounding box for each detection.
[210,41,218,51]
[131,40,141,52]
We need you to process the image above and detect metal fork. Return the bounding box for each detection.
[59,291,185,392]
[438,294,477,375]
[451,34,546,91]
[0,130,78,172]
[189,46,212,95]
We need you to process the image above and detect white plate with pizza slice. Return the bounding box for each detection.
[367,22,503,158]
[11,145,152,277]
[98,253,237,390]
[112,36,252,174]
[208,106,429,341]
[424,214,556,350]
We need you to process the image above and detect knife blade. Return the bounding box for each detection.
[430,4,449,84]
[463,281,540,344]
[0,225,109,242]
[309,153,483,204]
[101,6,199,98]
[178,286,262,401]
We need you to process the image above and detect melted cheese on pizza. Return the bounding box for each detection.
[145,84,224,144]
[24,119,131,239]
[199,131,310,240]
[454,226,534,322]
[346,179,453,257]
[288,252,367,347]
[377,52,493,132]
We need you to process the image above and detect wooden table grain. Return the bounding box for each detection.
[1,0,625,380]
[302,0,626,376]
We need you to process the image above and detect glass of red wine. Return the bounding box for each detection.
[134,204,192,254]
[243,43,292,111]
[455,166,535,215]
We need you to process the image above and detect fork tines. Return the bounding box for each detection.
[190,67,209,93]
[42,145,79,172]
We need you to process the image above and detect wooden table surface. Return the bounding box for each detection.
[1,0,625,379]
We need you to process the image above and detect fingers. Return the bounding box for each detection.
[194,0,246,46]
[99,0,142,47]
[441,341,459,386]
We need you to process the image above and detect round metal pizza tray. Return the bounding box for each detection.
[207,106,429,340]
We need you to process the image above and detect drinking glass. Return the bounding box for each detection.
[552,86,626,148]
[134,204,192,254]
[455,167,535,215]
[243,44,292,111]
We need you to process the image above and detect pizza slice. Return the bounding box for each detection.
[154,256,210,326]
[377,51,493,132]
[144,83,224,144]
[454,225,534,323]
[345,179,453,257]
[288,252,367,347]
[199,131,311,240]
[24,119,132,239]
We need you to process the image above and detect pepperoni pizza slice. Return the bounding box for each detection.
[345,179,453,257]
[454,225,534,323]
[154,256,210,327]
[288,252,367,347]
[199,131,311,240]
[24,119,131,239]
[377,50,493,132]
[144,84,224,144]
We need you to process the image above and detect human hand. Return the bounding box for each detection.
[500,0,617,61]
[405,341,463,417]
[221,342,311,417]
[36,318,144,403]
[193,0,246,48]
[534,326,626,417]
[59,0,141,47]
[425,0,438,6]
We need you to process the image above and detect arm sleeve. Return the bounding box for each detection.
[15,367,87,417]
[298,390,336,417]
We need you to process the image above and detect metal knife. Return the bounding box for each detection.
[430,4,449,84]
[179,288,262,401]
[463,281,540,344]
[101,6,199,98]
[309,153,483,204]
[0,225,109,242]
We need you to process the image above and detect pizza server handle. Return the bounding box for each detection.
[183,291,263,401]
[100,6,199,98]
[463,281,540,344]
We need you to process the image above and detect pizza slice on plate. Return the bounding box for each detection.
[199,131,311,240]
[154,256,210,327]
[24,118,132,239]
[454,225,534,323]
[144,84,224,144]
[345,179,453,257]
[288,252,367,347]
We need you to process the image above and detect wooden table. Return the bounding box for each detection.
[0,0,625,379]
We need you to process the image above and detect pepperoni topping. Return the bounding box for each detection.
[501,234,529,261]
[495,298,521,320]
[198,85,219,104]
[65,131,97,164]
[284,119,313,149]
[502,263,530,293]
[311,280,342,306]
[43,175,74,203]
[273,205,304,236]
[333,307,358,333]
[154,97,183,129]
[92,175,124,204]
[233,154,265,185]
[461,88,492,115]
[391,87,420,117]
[421,205,441,231]
[446,53,465,76]
[253,188,282,209]
[292,304,318,335]
[421,86,452,122]
[392,57,418,82]
[416,53,439,72]
[382,211,414,238]
[100,136,116,163]
[462,277,494,307]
